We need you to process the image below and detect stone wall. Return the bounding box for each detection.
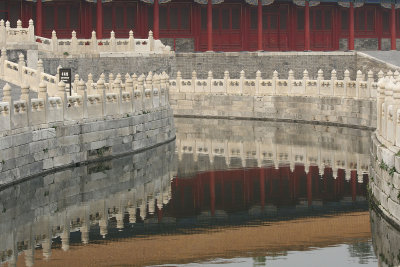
[40,52,357,81]
[370,133,400,231]
[170,93,376,129]
[40,54,175,81]
[0,107,175,187]
[356,52,400,76]
[370,209,400,267]
[160,38,194,52]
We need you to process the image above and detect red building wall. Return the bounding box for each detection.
[3,0,396,51]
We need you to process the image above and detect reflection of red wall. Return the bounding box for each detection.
[169,166,368,217]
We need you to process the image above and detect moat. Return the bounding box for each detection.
[0,118,398,266]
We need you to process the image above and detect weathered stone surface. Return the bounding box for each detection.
[0,107,175,186]
[170,93,376,129]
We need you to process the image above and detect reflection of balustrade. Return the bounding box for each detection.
[0,143,175,266]
[175,118,370,181]
[0,50,171,134]
[176,138,369,181]
[170,69,378,99]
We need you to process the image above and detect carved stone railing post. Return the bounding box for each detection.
[153,73,161,108]
[37,59,44,84]
[377,78,387,136]
[164,72,170,106]
[124,73,130,90]
[113,75,122,114]
[208,71,213,93]
[85,73,93,95]
[73,74,79,94]
[382,78,394,139]
[303,69,309,94]
[128,30,135,51]
[51,30,58,53]
[378,70,384,80]
[97,78,106,117]
[91,31,97,52]
[21,83,30,102]
[18,53,26,84]
[356,70,363,98]
[239,70,245,94]
[344,69,350,96]
[146,72,153,110]
[160,73,166,106]
[256,70,261,95]
[288,69,294,95]
[38,81,47,100]
[108,73,114,92]
[71,31,77,53]
[224,70,230,94]
[367,70,374,98]
[0,20,5,45]
[192,70,197,92]
[272,70,278,95]
[388,70,394,79]
[57,80,66,99]
[331,69,337,95]
[392,82,400,146]
[5,20,9,36]
[38,81,48,122]
[110,31,116,51]
[28,19,34,42]
[56,65,62,82]
[317,69,323,95]
[132,73,138,89]
[136,74,145,112]
[2,83,11,103]
[125,75,134,111]
[176,71,182,93]
[148,31,154,51]
[0,47,6,78]
[394,70,399,80]
[125,75,133,92]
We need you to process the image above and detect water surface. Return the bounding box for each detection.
[0,118,394,266]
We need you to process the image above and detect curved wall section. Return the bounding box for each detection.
[0,107,175,187]
[171,94,376,129]
[169,69,378,129]
[370,134,400,229]
[370,75,400,230]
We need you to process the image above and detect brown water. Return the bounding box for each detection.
[0,118,393,267]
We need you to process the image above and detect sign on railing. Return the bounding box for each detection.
[59,68,72,96]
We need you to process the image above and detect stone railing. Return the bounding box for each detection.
[0,67,170,134]
[36,30,172,56]
[370,71,400,228]
[170,69,379,98]
[169,69,380,128]
[0,19,172,55]
[375,73,400,147]
[0,19,35,46]
[0,49,59,95]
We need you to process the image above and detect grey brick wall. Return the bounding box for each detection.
[41,52,357,81]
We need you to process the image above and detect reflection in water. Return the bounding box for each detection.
[370,208,400,267]
[0,118,384,266]
[0,142,176,267]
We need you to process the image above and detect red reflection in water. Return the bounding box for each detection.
[166,166,368,218]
